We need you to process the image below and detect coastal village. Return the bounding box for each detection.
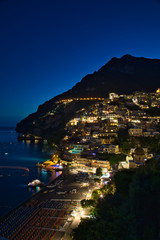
[42,89,160,173]
[1,89,160,239]
[2,0,160,238]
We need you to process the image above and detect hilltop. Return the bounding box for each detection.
[16,55,160,139]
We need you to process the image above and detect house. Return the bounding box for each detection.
[71,157,110,171]
[69,118,80,126]
[98,144,119,154]
[128,127,143,136]
[107,145,119,154]
[92,131,99,138]
[143,129,160,137]
[118,161,129,169]
[99,132,118,138]
[109,92,119,100]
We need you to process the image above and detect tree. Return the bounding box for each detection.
[114,169,134,198]
[81,199,96,208]
[101,183,116,195]
[94,178,101,183]
[91,189,100,200]
[107,153,126,166]
[96,167,102,177]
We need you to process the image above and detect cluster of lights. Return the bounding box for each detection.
[56,97,104,104]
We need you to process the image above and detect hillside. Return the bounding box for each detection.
[16,54,160,138]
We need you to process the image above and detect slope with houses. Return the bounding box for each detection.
[57,89,160,174]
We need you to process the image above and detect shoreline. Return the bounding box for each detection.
[0,165,92,239]
[0,128,57,220]
[0,169,63,222]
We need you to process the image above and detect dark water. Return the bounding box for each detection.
[0,128,59,219]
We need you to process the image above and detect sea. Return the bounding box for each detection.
[0,127,60,219]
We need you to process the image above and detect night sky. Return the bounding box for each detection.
[1,0,160,126]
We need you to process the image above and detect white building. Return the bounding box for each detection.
[109,93,119,100]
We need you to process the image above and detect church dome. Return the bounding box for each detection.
[134,147,145,155]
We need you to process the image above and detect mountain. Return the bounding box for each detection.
[54,54,160,99]
[16,54,160,139]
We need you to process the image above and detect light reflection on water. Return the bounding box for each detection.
[0,129,59,219]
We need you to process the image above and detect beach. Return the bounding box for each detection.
[0,129,54,219]
[0,166,93,240]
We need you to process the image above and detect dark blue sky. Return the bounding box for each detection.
[1,0,160,126]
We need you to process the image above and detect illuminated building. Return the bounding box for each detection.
[156,88,160,93]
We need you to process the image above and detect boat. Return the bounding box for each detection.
[28,179,44,187]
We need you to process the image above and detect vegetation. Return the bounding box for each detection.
[91,189,101,200]
[138,136,160,154]
[145,107,160,117]
[118,128,160,154]
[94,178,101,183]
[73,159,160,240]
[48,127,66,145]
[81,199,96,208]
[125,104,140,111]
[95,167,103,177]
[96,152,126,166]
[106,153,126,166]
